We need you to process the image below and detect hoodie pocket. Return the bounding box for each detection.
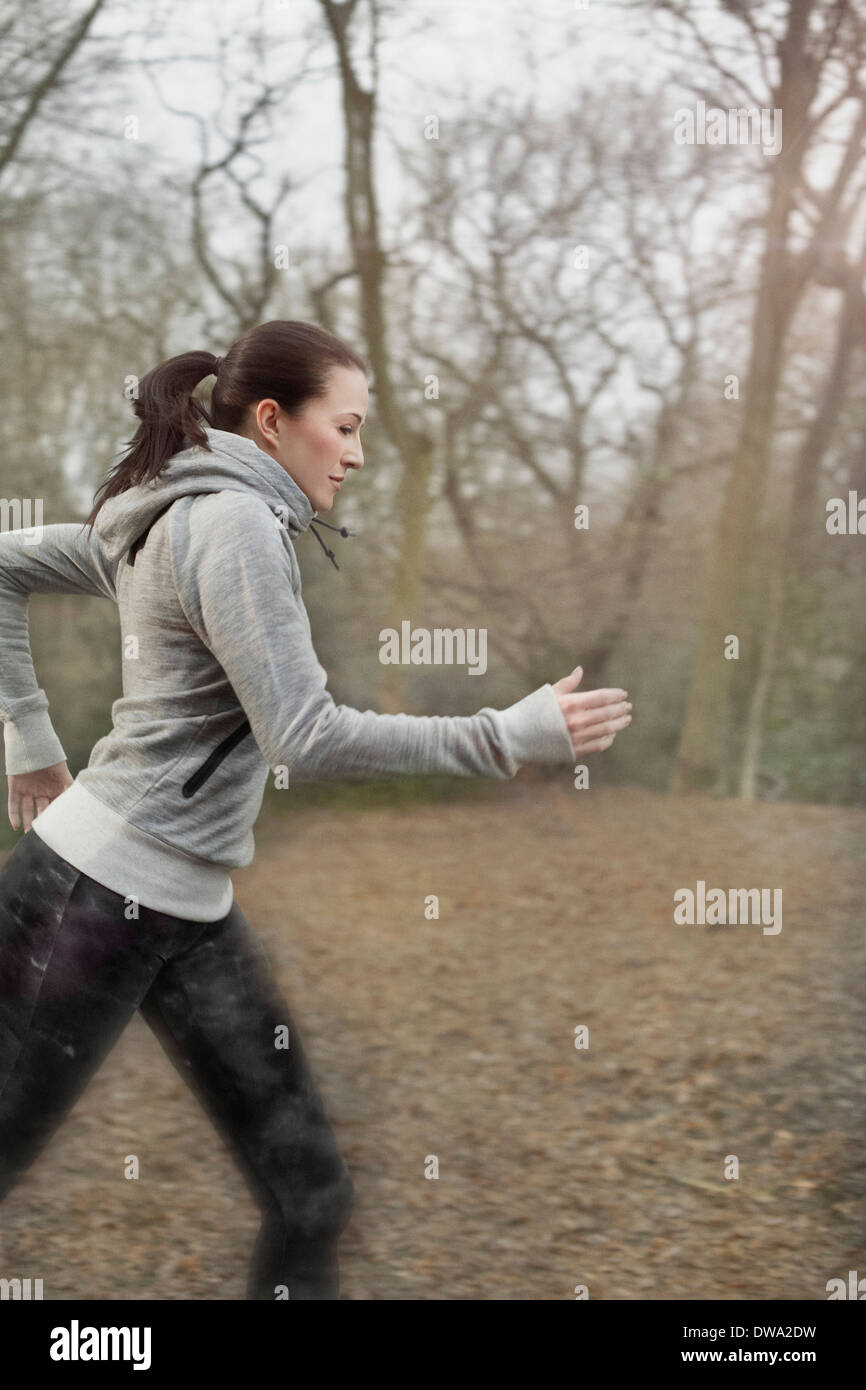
[181,718,252,797]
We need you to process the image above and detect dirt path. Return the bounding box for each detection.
[1,781,863,1300]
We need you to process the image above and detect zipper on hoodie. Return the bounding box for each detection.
[182,719,252,797]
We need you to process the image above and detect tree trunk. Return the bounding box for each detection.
[319,0,435,714]
[738,230,866,798]
[672,0,820,793]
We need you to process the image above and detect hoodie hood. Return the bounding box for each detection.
[92,427,319,566]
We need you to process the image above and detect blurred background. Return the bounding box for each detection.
[0,0,864,1301]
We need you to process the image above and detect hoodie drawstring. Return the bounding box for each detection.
[127,502,352,574]
[308,518,354,571]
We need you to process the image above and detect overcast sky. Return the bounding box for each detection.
[92,0,684,249]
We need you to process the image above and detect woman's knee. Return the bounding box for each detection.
[282,1153,355,1243]
[304,1157,354,1240]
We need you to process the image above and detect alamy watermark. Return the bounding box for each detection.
[673,100,782,157]
[826,1270,866,1299]
[674,880,782,935]
[379,622,487,675]
[826,491,865,534]
[0,1275,43,1299]
[0,497,43,544]
[50,1321,151,1370]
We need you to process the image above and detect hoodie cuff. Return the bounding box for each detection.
[497,683,575,768]
[3,693,68,776]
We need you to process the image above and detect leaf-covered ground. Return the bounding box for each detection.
[1,780,863,1300]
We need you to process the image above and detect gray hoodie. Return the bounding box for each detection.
[0,427,575,921]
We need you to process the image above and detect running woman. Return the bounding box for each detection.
[0,319,633,1299]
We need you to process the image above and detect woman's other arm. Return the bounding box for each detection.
[0,522,117,801]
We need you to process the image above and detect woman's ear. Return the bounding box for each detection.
[252,399,282,451]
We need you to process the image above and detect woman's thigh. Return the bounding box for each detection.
[137,900,354,1237]
[0,832,207,1191]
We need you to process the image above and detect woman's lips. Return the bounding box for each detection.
[329,476,343,489]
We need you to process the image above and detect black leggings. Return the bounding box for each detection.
[0,830,354,1299]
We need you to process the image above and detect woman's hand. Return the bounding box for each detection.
[552,665,632,756]
[7,761,74,833]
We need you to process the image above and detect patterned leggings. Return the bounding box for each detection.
[0,830,354,1299]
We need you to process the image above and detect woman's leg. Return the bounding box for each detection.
[0,832,207,1201]
[137,899,355,1300]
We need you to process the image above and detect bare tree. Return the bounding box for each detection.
[0,0,107,181]
[666,0,866,793]
[739,222,866,797]
[386,83,745,693]
[141,27,329,341]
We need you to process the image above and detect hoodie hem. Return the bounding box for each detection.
[31,780,233,923]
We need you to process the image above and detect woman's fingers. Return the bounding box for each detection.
[551,664,585,694]
[553,682,634,756]
[567,698,632,733]
[571,711,632,747]
[575,731,617,752]
[567,687,629,713]
[17,794,49,834]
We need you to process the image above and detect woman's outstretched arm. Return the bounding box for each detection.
[176,491,630,783]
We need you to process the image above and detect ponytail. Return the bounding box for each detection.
[85,320,367,532]
[85,350,219,530]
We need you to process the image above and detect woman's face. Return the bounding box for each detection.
[246,365,368,512]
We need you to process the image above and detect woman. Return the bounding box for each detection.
[0,319,632,1300]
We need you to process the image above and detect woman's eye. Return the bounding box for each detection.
[339,425,353,436]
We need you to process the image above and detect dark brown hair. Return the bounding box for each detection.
[85,320,367,530]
